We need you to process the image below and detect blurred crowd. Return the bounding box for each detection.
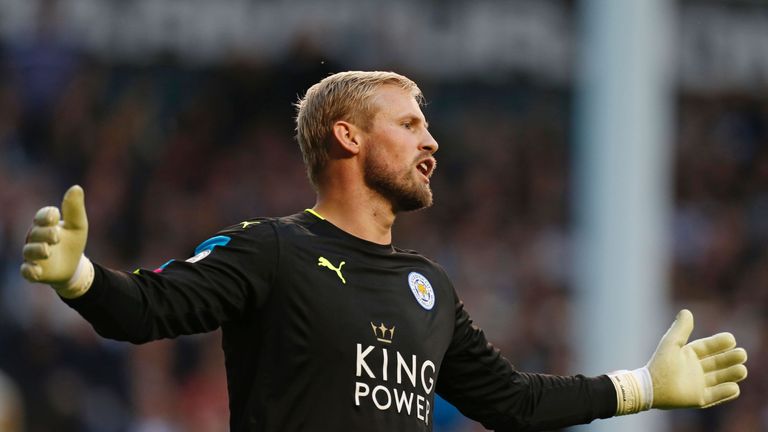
[0,21,767,432]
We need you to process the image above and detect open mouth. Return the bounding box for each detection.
[416,158,436,179]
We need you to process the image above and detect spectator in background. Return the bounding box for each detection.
[6,0,79,164]
[0,370,23,432]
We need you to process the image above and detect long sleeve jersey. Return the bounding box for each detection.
[64,211,617,431]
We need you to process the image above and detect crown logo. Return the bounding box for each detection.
[370,322,395,344]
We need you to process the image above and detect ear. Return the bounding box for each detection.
[331,120,361,156]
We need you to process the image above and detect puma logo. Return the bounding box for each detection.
[318,257,346,284]
[240,220,260,229]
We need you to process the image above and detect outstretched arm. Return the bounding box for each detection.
[20,185,277,343]
[439,287,747,431]
[437,291,617,432]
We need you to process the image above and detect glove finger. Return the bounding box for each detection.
[701,382,740,408]
[705,364,748,387]
[20,262,43,282]
[26,226,60,244]
[22,243,51,261]
[660,309,694,348]
[61,185,87,230]
[701,348,747,372]
[689,332,737,359]
[34,206,61,227]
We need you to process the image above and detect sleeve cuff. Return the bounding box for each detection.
[607,367,653,415]
[61,261,108,307]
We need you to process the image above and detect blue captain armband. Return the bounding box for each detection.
[187,235,231,263]
[144,235,232,274]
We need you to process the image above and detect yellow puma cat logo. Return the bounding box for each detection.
[240,220,260,229]
[318,257,346,284]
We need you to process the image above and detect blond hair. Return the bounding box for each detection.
[295,71,423,189]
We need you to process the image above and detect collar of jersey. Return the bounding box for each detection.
[303,209,394,252]
[304,208,325,220]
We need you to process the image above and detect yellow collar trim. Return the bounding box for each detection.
[304,208,326,220]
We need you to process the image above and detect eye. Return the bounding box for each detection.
[402,121,413,130]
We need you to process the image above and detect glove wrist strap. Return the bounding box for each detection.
[53,255,94,299]
[608,367,654,415]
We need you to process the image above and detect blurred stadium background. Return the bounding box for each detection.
[1,0,767,431]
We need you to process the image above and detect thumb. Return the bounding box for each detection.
[660,309,694,349]
[60,185,88,230]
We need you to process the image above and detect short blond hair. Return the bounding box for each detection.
[295,71,423,189]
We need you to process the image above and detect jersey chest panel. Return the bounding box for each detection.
[263,231,455,428]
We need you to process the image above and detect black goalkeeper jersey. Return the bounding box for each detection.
[64,211,616,431]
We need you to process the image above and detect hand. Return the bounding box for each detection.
[649,309,748,409]
[20,185,94,298]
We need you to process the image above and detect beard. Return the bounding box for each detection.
[363,149,433,213]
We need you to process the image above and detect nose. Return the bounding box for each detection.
[420,130,439,155]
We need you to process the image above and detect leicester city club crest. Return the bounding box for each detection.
[408,272,435,310]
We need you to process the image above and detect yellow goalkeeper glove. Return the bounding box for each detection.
[20,185,94,299]
[608,309,748,415]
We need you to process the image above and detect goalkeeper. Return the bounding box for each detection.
[20,71,747,431]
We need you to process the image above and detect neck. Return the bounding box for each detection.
[312,184,396,245]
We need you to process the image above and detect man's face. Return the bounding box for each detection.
[362,85,439,213]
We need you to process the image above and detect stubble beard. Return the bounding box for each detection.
[363,150,433,213]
